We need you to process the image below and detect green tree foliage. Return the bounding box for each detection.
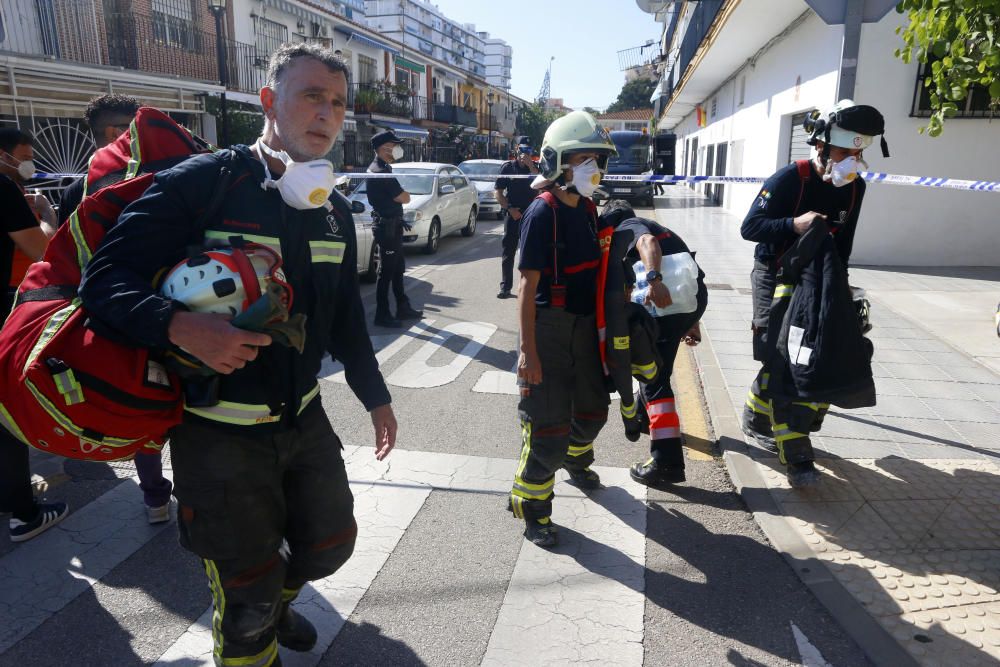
[205,97,264,146]
[895,0,1000,136]
[515,103,562,148]
[605,78,657,114]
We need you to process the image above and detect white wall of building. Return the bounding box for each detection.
[668,9,998,266]
[851,13,1000,266]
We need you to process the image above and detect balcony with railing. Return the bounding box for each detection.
[675,0,725,84]
[430,103,477,127]
[349,82,415,119]
[0,1,264,94]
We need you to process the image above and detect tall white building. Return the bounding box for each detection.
[364,0,511,87]
[642,0,1000,267]
[482,34,513,90]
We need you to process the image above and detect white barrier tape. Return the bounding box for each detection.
[35,170,1000,193]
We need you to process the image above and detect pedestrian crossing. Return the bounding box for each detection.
[2,447,649,666]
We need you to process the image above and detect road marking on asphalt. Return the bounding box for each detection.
[791,622,834,667]
[0,477,173,654]
[319,320,436,384]
[387,321,497,388]
[674,345,716,461]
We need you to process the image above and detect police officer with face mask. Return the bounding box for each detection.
[367,130,423,328]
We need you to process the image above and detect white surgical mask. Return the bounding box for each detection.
[825,155,867,188]
[568,158,602,198]
[2,153,35,181]
[257,141,336,210]
[391,145,404,160]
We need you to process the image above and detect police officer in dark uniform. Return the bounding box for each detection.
[493,135,538,299]
[367,130,423,328]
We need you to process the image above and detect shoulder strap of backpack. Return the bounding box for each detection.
[536,191,562,285]
[793,159,811,216]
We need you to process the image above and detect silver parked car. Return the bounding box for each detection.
[457,159,505,220]
[348,162,479,255]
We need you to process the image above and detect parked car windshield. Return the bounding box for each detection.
[457,162,502,177]
[352,169,436,196]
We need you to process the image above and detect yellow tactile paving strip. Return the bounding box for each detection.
[756,456,1000,665]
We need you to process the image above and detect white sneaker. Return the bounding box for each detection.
[146,502,171,525]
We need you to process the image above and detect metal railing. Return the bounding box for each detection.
[349,82,415,118]
[431,103,477,126]
[675,0,725,84]
[0,3,264,94]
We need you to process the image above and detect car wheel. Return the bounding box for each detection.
[360,242,379,283]
[461,207,477,237]
[424,218,441,254]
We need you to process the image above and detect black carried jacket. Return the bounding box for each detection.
[764,219,875,409]
[80,145,390,433]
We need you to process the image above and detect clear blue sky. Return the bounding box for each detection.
[416,0,661,110]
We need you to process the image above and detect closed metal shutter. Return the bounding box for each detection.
[788,111,815,163]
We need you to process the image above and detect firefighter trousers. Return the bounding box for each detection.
[170,405,357,667]
[642,285,707,467]
[745,261,829,464]
[511,308,609,522]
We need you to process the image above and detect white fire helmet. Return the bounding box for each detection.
[161,243,290,316]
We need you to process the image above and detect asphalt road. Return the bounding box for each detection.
[2,205,872,666]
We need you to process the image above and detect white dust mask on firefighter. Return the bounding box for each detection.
[391,145,405,160]
[256,141,336,209]
[826,155,867,188]
[2,153,35,180]
[568,158,601,197]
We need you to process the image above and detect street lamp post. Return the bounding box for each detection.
[208,0,229,147]
[486,90,494,159]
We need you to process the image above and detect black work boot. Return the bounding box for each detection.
[786,461,821,489]
[524,518,558,548]
[276,603,317,652]
[630,458,685,489]
[396,303,423,320]
[741,406,777,452]
[373,310,402,328]
[566,467,602,490]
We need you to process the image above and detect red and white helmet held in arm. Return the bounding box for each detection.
[161,242,291,317]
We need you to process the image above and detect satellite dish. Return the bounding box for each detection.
[635,0,670,14]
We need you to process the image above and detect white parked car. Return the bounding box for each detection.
[457,159,505,220]
[348,162,478,255]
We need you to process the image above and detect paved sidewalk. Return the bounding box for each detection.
[653,187,1000,666]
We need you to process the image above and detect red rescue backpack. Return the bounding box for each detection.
[0,107,215,461]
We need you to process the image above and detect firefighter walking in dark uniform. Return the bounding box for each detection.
[493,135,538,299]
[740,99,887,487]
[367,130,423,328]
[599,200,707,489]
[79,44,398,666]
[509,111,618,548]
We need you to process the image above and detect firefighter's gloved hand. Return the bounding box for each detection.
[232,283,308,353]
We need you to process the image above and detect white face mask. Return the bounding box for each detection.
[568,158,602,197]
[390,145,405,161]
[825,155,867,188]
[2,153,35,181]
[257,141,336,210]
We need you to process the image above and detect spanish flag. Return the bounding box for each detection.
[696,105,707,128]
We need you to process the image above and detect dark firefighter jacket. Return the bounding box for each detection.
[764,218,875,409]
[80,145,391,433]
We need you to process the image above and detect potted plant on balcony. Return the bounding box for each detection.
[355,87,384,114]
